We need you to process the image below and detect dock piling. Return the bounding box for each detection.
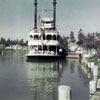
[58,85,71,100]
[89,80,96,97]
[93,66,98,80]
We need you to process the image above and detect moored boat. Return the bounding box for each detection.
[26,0,67,60]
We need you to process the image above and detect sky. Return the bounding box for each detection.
[0,0,100,40]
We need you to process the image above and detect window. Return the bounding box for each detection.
[46,35,52,40]
[53,35,56,40]
[34,35,39,40]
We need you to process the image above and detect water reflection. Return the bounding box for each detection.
[0,52,89,100]
[58,59,89,100]
[26,60,66,100]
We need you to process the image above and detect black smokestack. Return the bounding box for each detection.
[53,0,56,30]
[34,0,38,29]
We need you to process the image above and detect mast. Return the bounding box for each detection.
[34,0,38,29]
[53,0,56,30]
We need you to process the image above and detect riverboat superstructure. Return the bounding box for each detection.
[26,0,67,59]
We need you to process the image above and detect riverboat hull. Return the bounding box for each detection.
[26,54,66,61]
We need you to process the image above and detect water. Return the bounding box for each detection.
[0,52,89,100]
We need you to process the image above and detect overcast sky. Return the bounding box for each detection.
[0,0,100,40]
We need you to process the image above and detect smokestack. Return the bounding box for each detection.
[53,0,56,30]
[34,0,38,29]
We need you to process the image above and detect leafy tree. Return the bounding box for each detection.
[77,29,86,45]
[0,37,6,45]
[5,38,11,46]
[62,36,68,51]
[70,31,76,43]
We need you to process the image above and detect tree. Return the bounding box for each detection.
[0,37,6,45]
[70,31,75,43]
[77,29,86,45]
[5,38,11,46]
[19,39,24,46]
[62,36,68,51]
[87,33,95,41]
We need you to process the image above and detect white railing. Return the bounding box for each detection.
[28,40,59,46]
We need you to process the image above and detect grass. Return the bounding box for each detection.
[88,57,100,70]
[88,57,98,65]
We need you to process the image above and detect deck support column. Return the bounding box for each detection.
[56,46,57,55]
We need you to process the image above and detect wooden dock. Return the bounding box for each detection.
[67,52,81,59]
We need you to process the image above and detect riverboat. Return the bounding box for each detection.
[26,0,67,59]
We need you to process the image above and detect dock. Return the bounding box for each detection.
[90,78,100,100]
[81,57,100,100]
[90,91,100,100]
[66,52,82,59]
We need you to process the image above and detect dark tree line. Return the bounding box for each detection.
[68,28,100,50]
[77,29,100,50]
[0,37,28,46]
